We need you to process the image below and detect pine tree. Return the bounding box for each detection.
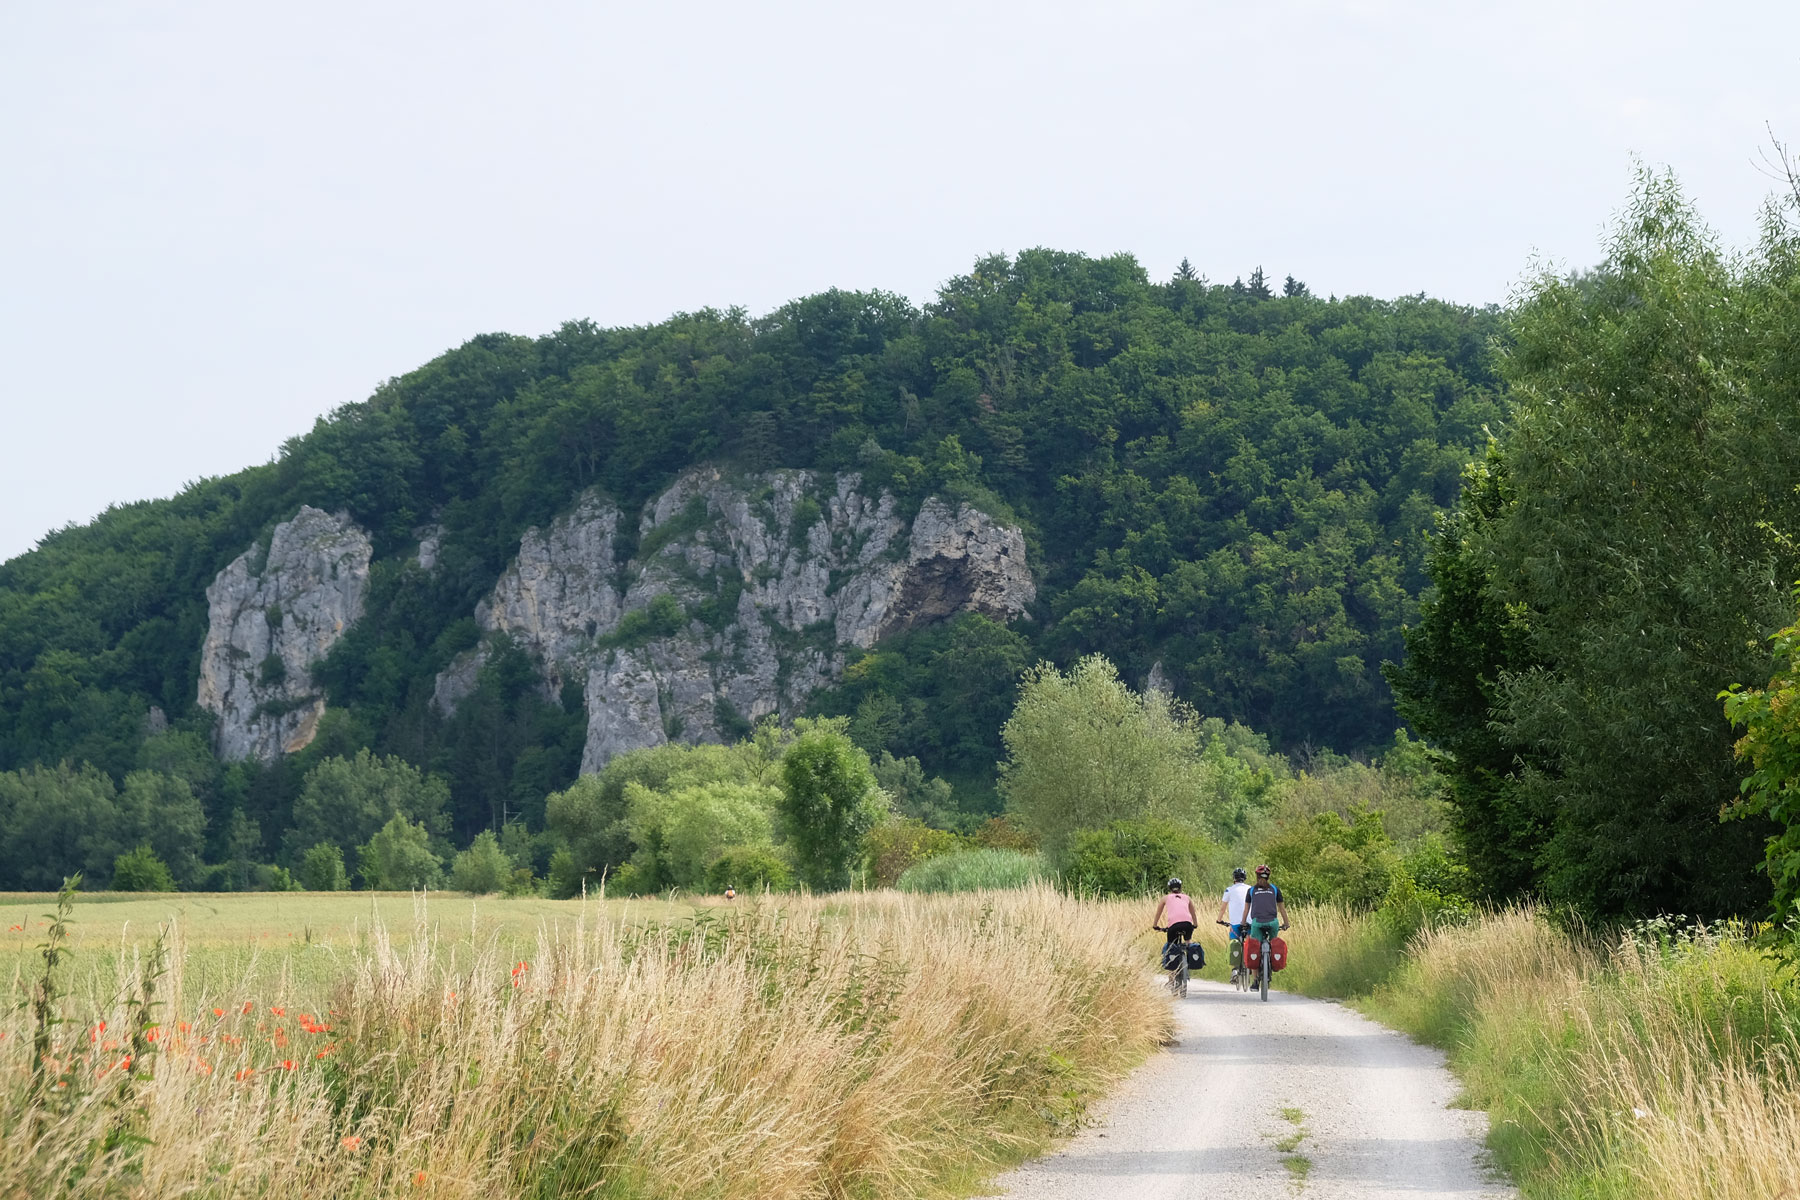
[1173,258,1197,282]
[1247,267,1273,300]
[1282,274,1309,298]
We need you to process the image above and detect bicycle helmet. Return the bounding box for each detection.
[1254,864,1271,878]
[1232,867,1247,882]
[1166,877,1184,892]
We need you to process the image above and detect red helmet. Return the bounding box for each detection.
[1254,864,1271,878]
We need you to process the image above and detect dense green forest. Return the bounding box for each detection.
[18,197,1800,924]
[0,251,1507,891]
[1390,172,1800,919]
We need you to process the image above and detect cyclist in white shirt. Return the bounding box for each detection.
[1216,868,1252,984]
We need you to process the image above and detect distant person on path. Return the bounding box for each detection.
[1150,877,1198,949]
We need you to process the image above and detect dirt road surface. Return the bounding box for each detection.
[991,978,1514,1199]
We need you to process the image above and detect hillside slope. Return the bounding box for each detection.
[0,251,1506,860]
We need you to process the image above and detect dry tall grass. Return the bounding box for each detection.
[0,885,1168,1199]
[1290,905,1800,1199]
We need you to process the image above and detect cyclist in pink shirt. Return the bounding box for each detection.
[1150,877,1198,949]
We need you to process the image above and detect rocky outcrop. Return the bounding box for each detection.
[197,507,372,762]
[436,468,1034,771]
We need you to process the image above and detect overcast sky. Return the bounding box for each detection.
[3,0,1797,562]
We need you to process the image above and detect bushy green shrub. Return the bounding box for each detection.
[451,830,512,894]
[626,780,779,890]
[972,816,1038,852]
[298,842,349,891]
[866,818,963,887]
[111,844,175,892]
[1378,834,1475,937]
[1259,806,1398,908]
[1061,818,1212,898]
[705,845,795,893]
[358,814,443,890]
[896,848,1044,893]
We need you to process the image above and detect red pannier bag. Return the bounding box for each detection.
[1244,936,1290,973]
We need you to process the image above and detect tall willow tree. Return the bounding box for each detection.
[1394,171,1800,916]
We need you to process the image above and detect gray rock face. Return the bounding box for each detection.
[197,506,372,762]
[437,467,1034,772]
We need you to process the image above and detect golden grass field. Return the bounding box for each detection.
[1280,904,1800,1200]
[0,885,1170,1199]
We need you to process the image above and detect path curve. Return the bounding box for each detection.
[992,978,1514,1199]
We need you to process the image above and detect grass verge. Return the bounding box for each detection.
[0,884,1167,1199]
[1277,904,1800,1199]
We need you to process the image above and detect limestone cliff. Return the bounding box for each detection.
[437,467,1034,771]
[197,506,372,761]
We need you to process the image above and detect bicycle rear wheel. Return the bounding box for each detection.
[1259,955,1270,1001]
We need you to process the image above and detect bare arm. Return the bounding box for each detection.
[1277,899,1290,929]
[1150,897,1166,929]
[1215,897,1229,923]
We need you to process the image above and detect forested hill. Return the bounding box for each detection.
[0,251,1505,865]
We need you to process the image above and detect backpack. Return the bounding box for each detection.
[1248,885,1280,922]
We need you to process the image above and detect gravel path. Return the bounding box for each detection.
[990,977,1515,1199]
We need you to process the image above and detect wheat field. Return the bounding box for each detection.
[0,886,1169,1199]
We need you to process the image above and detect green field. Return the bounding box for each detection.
[0,890,696,1018]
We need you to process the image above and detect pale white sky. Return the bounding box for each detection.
[3,0,1797,562]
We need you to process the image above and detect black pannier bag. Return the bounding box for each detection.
[1162,943,1183,970]
[1185,942,1205,970]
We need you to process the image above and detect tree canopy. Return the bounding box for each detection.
[0,248,1508,891]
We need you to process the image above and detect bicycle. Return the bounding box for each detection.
[1153,925,1189,998]
[1244,921,1288,1002]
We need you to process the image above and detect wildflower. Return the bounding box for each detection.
[315,1044,335,1059]
[146,1028,159,1043]
[178,1021,192,1035]
[7,925,20,932]
[279,1059,295,1071]
[340,1136,362,1151]
[213,1007,224,1018]
[195,1059,213,1075]
[241,1001,253,1015]
[271,1006,285,1017]
[414,1171,427,1187]
[236,1068,255,1081]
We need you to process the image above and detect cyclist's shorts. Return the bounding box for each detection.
[1247,920,1280,941]
[1164,921,1196,945]
[1228,923,1247,941]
